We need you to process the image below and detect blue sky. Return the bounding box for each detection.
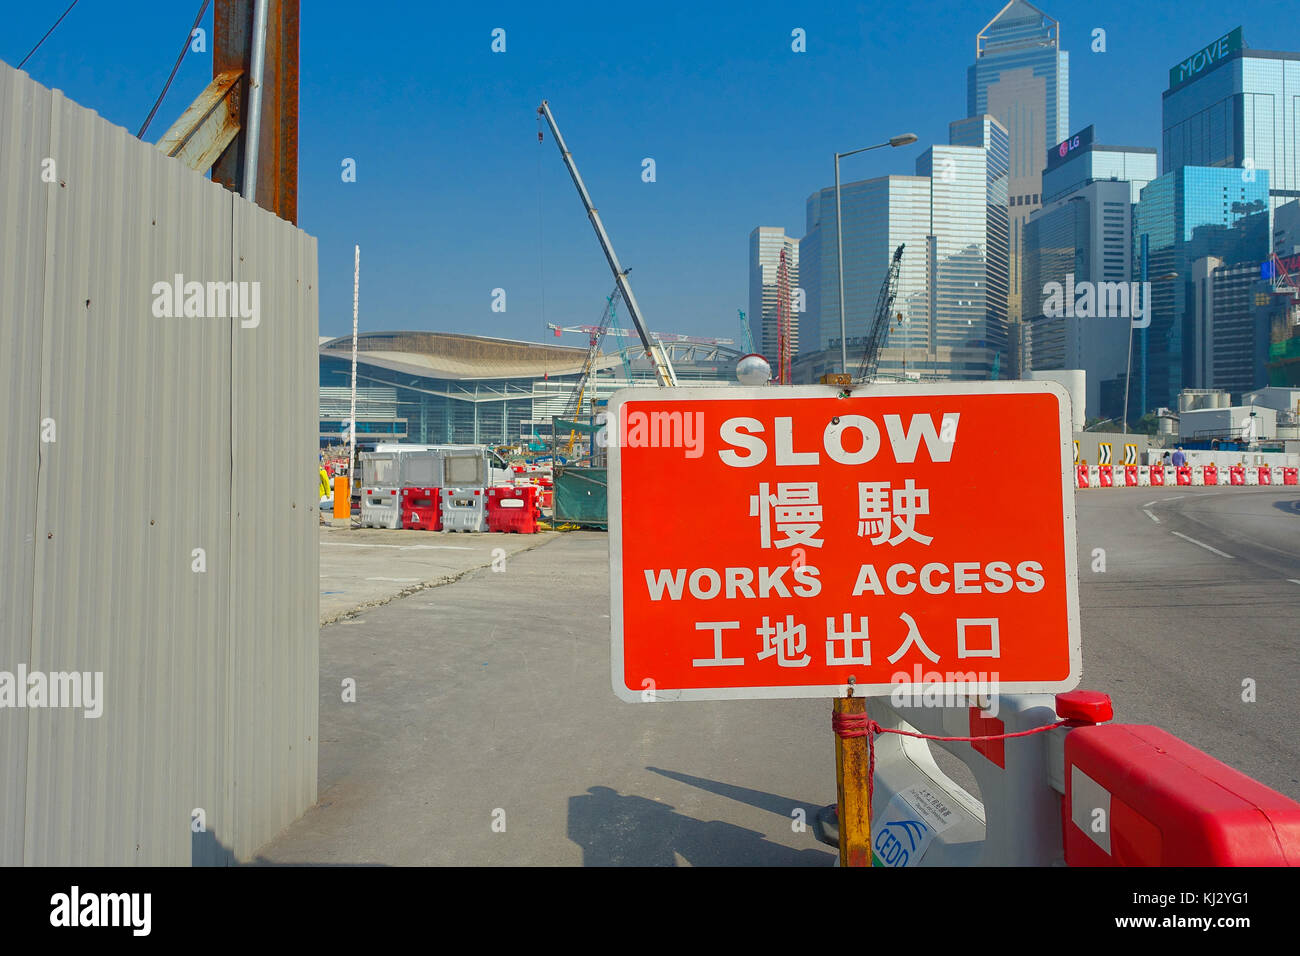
[5,1,1258,343]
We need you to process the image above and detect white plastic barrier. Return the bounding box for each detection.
[441,487,487,532]
[360,488,402,529]
[1191,466,1204,486]
[1087,465,1099,489]
[1245,467,1259,486]
[865,693,1073,866]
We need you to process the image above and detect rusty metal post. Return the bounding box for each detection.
[212,0,299,223]
[834,692,872,867]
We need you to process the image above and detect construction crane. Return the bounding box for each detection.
[738,309,755,354]
[558,285,622,456]
[561,285,622,421]
[538,100,679,387]
[855,243,905,384]
[549,324,733,347]
[776,248,793,384]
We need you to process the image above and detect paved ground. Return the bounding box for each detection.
[260,486,1299,864]
[318,523,556,624]
[1072,485,1300,800]
[265,531,835,865]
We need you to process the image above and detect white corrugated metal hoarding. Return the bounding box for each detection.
[0,63,318,865]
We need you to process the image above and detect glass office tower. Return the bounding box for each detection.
[747,227,800,361]
[1163,27,1300,212]
[1023,128,1157,418]
[1042,126,1157,204]
[1133,167,1270,413]
[800,176,932,364]
[916,141,1009,372]
[968,1,1069,327]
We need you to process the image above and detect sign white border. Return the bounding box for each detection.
[607,381,1081,702]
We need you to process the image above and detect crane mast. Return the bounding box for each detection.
[856,244,905,383]
[537,100,679,387]
[776,248,792,384]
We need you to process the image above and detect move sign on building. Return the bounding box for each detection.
[1168,26,1243,92]
[608,383,1081,702]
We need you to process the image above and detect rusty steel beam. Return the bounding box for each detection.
[156,70,243,172]
[212,0,299,224]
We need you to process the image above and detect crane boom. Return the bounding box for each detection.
[856,244,905,383]
[538,100,679,387]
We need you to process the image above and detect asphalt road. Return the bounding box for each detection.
[256,486,1299,864]
[1074,485,1300,801]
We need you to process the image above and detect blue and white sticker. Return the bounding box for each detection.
[871,786,957,867]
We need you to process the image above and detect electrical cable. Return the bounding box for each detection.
[17,0,81,70]
[137,0,212,140]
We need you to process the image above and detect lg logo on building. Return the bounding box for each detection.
[1058,135,1081,159]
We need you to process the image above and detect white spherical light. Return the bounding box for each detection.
[736,353,773,386]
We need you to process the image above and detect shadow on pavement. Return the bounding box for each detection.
[645,766,825,821]
[567,785,833,867]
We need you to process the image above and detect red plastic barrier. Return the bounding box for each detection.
[1285,467,1299,486]
[400,486,441,531]
[1075,464,1089,488]
[486,485,541,533]
[1098,465,1113,487]
[1150,465,1164,486]
[1230,465,1245,485]
[1176,465,1192,485]
[1203,464,1218,485]
[1123,465,1138,486]
[1064,724,1300,865]
[1259,466,1272,485]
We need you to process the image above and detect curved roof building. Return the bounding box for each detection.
[319,331,741,446]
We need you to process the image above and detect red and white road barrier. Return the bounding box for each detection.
[855,691,1300,866]
[1074,459,1300,490]
[1065,723,1300,864]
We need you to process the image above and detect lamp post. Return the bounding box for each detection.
[835,133,918,374]
[1123,231,1176,436]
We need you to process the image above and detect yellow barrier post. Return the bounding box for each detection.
[333,475,350,521]
[834,690,871,867]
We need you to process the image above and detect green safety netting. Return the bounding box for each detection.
[553,467,608,528]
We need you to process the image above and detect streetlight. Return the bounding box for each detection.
[1122,243,1177,436]
[835,133,919,374]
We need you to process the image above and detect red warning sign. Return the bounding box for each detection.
[607,382,1081,702]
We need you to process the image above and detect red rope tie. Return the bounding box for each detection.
[831,710,1071,825]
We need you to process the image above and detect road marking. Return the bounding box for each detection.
[1142,500,1157,508]
[1170,531,1233,558]
[1288,579,1300,586]
[322,542,472,551]
[1143,509,1160,523]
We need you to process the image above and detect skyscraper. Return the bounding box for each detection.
[968,1,1069,332]
[1023,127,1157,418]
[747,227,799,362]
[1133,167,1270,412]
[1163,26,1300,213]
[792,121,1008,383]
